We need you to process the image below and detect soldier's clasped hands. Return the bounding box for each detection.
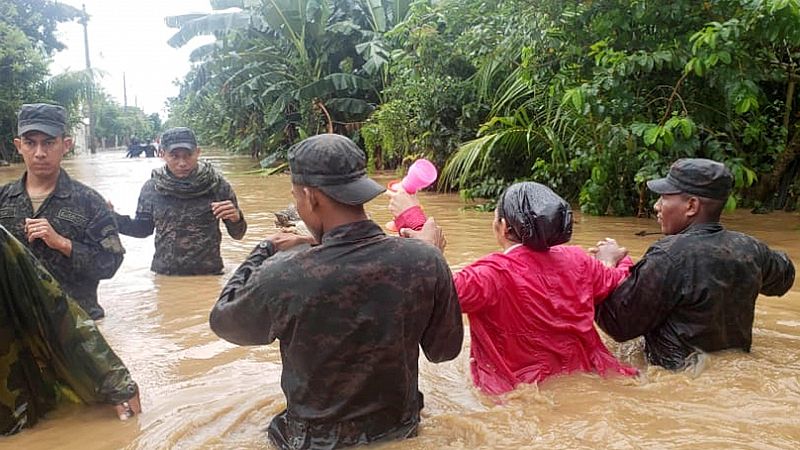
[24,218,71,256]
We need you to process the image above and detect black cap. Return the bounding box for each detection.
[17,103,67,137]
[161,127,198,153]
[647,158,733,200]
[288,134,385,205]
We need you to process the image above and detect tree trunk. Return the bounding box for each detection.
[753,73,800,208]
[754,129,800,206]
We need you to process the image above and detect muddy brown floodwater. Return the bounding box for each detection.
[0,151,798,450]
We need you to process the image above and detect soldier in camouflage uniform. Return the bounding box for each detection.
[210,134,463,449]
[113,127,247,275]
[594,159,795,369]
[0,103,125,320]
[0,225,140,435]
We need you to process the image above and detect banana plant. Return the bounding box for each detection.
[166,0,415,155]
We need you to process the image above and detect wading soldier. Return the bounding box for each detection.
[210,134,463,449]
[112,127,247,275]
[594,158,795,369]
[0,103,124,320]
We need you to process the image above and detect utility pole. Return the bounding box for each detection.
[123,72,128,109]
[81,4,96,153]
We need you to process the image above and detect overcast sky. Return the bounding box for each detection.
[52,0,216,117]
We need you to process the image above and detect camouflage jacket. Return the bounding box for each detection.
[113,167,246,276]
[210,220,463,450]
[0,170,125,319]
[1,225,137,436]
[596,223,795,369]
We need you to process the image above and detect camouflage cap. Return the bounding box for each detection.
[161,127,198,153]
[17,103,67,138]
[288,134,385,205]
[647,158,733,200]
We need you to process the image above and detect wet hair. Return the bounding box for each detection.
[695,195,725,221]
[496,197,521,243]
[496,182,573,251]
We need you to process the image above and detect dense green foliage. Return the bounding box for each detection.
[94,94,162,146]
[436,0,800,214]
[169,0,800,214]
[0,0,80,160]
[166,0,407,160]
[0,0,159,160]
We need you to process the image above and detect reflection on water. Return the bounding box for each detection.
[0,151,798,449]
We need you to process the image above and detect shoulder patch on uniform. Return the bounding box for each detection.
[56,208,89,226]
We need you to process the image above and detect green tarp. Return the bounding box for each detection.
[0,225,136,435]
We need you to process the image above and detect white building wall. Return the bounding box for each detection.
[71,121,88,155]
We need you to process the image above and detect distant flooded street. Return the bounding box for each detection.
[0,151,798,449]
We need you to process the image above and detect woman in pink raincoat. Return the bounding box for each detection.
[389,182,637,395]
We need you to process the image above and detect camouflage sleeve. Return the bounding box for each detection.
[218,180,246,240]
[595,248,680,342]
[209,240,276,345]
[113,211,154,238]
[113,183,155,237]
[759,246,795,297]
[69,204,125,281]
[420,254,463,362]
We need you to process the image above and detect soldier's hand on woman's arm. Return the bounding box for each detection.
[400,217,447,252]
[24,218,72,256]
[588,237,628,268]
[211,200,241,222]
